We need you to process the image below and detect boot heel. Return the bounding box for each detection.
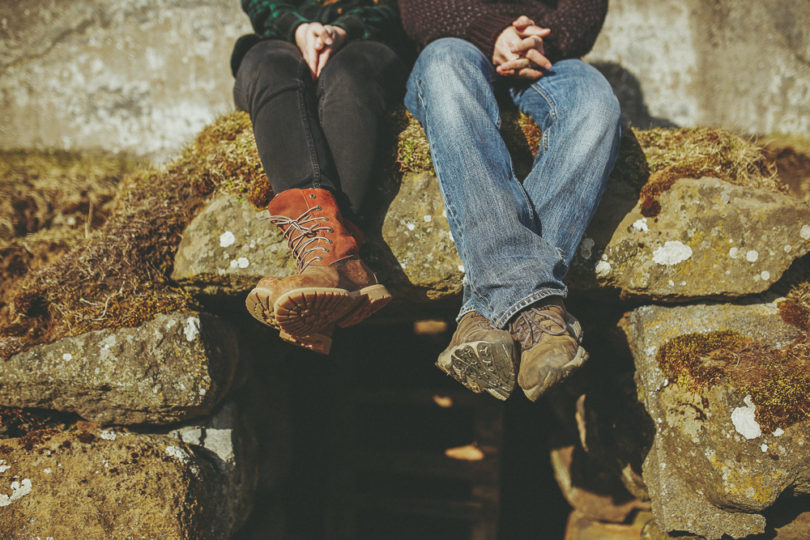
[337,284,392,328]
[246,287,279,329]
[274,287,357,335]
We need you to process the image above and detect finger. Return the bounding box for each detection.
[512,15,535,29]
[525,49,552,70]
[315,48,332,77]
[511,35,543,54]
[498,57,531,72]
[517,25,551,38]
[496,65,516,77]
[515,67,544,80]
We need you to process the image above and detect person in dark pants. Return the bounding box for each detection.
[231,0,406,354]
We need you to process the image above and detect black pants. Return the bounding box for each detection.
[233,39,405,218]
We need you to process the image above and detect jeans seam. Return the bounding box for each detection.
[528,82,557,154]
[494,288,568,329]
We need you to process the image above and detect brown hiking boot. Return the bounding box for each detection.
[244,188,391,354]
[509,297,587,401]
[436,312,517,401]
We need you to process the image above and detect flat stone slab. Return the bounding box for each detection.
[621,300,809,539]
[0,311,239,425]
[0,418,254,539]
[570,177,810,300]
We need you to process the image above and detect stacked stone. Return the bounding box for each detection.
[4,114,810,538]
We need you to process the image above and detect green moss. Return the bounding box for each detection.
[657,331,810,432]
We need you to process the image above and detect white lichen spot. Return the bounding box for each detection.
[579,237,595,260]
[652,241,692,266]
[746,487,756,499]
[731,395,762,439]
[442,209,447,218]
[237,257,250,269]
[166,318,177,329]
[801,225,810,240]
[249,241,256,249]
[784,245,793,253]
[594,260,611,278]
[746,250,759,262]
[753,274,760,282]
[405,222,415,231]
[729,247,739,259]
[229,259,238,269]
[219,231,235,248]
[62,353,72,362]
[760,271,770,281]
[457,264,465,273]
[423,215,432,222]
[0,460,9,473]
[199,387,207,396]
[183,316,200,342]
[0,478,32,507]
[761,443,768,452]
[165,446,189,463]
[43,468,52,475]
[668,280,675,286]
[99,430,117,441]
[773,428,785,437]
[632,218,649,232]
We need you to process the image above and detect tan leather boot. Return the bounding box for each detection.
[245,188,390,353]
[509,297,588,401]
[436,311,516,401]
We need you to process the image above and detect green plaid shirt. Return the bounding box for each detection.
[242,0,400,43]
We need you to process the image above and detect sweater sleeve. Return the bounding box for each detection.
[332,0,402,42]
[241,0,310,42]
[401,0,607,62]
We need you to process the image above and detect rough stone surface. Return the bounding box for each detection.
[570,177,810,300]
[0,0,250,161]
[565,510,652,540]
[0,421,253,539]
[622,301,810,539]
[588,0,810,134]
[168,402,259,532]
[0,311,239,425]
[173,175,464,310]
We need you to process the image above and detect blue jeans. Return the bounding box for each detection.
[405,38,621,328]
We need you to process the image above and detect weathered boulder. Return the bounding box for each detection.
[173,173,464,312]
[0,311,239,425]
[569,176,810,299]
[565,510,652,540]
[621,300,810,539]
[0,419,254,539]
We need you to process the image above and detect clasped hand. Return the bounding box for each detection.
[295,22,348,79]
[493,15,552,80]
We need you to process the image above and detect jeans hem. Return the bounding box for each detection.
[493,288,567,329]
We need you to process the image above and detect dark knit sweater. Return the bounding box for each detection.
[399,0,607,62]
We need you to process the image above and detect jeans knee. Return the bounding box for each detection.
[414,38,490,90]
[245,40,306,86]
[319,41,403,104]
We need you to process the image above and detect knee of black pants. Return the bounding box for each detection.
[317,41,405,112]
[234,40,308,112]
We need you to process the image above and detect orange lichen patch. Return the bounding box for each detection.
[636,128,781,217]
[778,281,810,331]
[657,331,810,432]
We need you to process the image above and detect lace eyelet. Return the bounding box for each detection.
[309,193,317,199]
[328,228,334,233]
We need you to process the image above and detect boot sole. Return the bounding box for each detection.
[521,346,589,402]
[246,286,333,354]
[274,284,392,337]
[436,340,516,401]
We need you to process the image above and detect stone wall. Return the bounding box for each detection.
[1,0,809,160]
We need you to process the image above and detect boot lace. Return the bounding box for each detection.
[510,306,568,351]
[269,206,333,272]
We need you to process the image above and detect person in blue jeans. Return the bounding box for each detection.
[399,1,622,401]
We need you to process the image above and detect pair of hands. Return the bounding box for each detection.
[295,22,348,79]
[493,15,552,79]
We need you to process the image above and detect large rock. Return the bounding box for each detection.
[622,300,810,539]
[0,0,250,161]
[0,420,253,539]
[0,311,239,425]
[173,174,464,312]
[570,177,810,300]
